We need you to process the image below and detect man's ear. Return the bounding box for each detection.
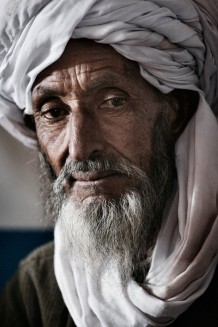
[169,90,199,141]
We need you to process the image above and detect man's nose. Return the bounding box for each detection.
[67,110,105,162]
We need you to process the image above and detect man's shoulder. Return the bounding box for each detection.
[20,241,54,269]
[0,241,75,326]
[17,241,55,283]
[17,241,59,299]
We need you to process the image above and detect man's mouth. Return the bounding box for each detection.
[69,171,123,184]
[63,170,133,201]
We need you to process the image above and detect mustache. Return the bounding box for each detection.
[53,155,148,194]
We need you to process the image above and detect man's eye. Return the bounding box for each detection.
[42,108,69,120]
[99,97,127,109]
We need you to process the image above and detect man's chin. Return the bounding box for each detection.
[69,187,128,204]
[76,195,116,206]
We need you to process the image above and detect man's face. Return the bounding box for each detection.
[32,39,175,203]
[32,39,176,283]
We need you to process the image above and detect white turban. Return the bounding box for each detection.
[0,0,218,326]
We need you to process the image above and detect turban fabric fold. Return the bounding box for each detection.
[0,0,218,326]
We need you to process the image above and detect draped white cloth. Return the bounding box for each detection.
[0,0,218,326]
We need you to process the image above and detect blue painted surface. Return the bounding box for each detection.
[0,229,54,291]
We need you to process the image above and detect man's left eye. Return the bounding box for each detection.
[99,97,127,109]
[42,108,69,120]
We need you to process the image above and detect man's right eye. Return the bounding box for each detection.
[42,108,69,121]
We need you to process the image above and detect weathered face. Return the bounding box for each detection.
[32,39,180,281]
[32,39,175,203]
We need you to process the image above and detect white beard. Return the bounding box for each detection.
[39,109,175,284]
[56,189,155,284]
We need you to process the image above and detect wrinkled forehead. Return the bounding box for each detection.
[33,39,140,87]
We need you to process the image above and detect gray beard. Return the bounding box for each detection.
[39,110,176,285]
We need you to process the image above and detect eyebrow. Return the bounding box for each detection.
[88,73,121,90]
[32,86,67,102]
[32,72,126,104]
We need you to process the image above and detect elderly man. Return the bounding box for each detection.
[0,0,218,326]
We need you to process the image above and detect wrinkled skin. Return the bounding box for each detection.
[32,39,178,203]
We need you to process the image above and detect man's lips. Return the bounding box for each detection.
[64,170,132,200]
[70,171,122,183]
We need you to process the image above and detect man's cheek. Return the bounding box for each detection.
[36,127,69,175]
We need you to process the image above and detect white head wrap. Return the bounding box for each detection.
[0,0,218,326]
